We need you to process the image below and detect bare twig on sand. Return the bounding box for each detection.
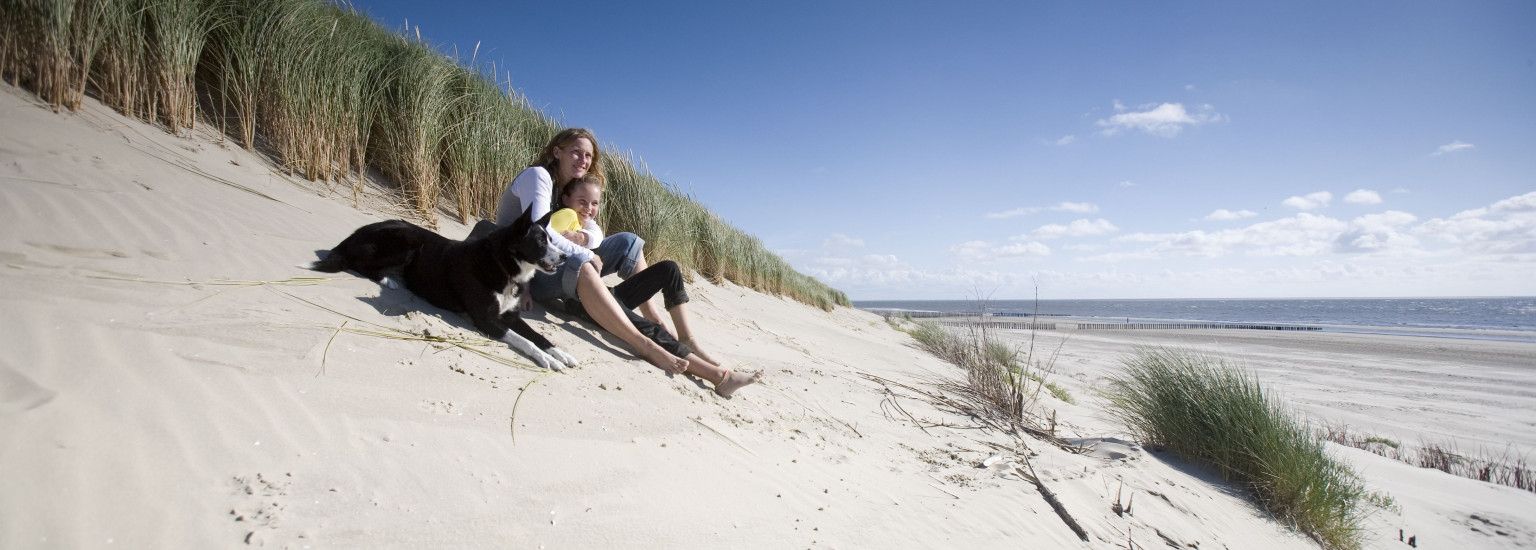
[318,320,347,377]
[275,290,541,372]
[508,372,550,445]
[692,417,758,456]
[1017,458,1089,542]
[87,274,335,286]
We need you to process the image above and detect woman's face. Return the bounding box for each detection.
[555,138,594,182]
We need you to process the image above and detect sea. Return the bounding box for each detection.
[855,297,1536,343]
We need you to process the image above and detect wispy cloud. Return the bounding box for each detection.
[1282,191,1333,210]
[983,207,1040,220]
[1052,201,1099,213]
[823,233,864,248]
[985,201,1098,219]
[1343,189,1383,205]
[1417,191,1536,254]
[1333,211,1421,254]
[1030,218,1119,239]
[1054,134,1077,146]
[1097,102,1225,137]
[951,240,1051,261]
[1116,213,1348,257]
[1205,209,1257,221]
[1433,141,1475,156]
[1118,180,1137,188]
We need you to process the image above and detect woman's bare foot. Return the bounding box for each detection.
[713,369,763,398]
[682,338,721,365]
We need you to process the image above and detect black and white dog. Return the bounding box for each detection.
[305,209,580,371]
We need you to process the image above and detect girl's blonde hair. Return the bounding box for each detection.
[534,128,606,186]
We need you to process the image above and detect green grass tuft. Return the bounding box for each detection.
[1105,347,1368,550]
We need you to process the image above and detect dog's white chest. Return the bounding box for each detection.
[496,281,520,315]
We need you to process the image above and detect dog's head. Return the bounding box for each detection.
[507,208,566,274]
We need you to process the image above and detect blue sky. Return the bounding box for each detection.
[351,1,1535,300]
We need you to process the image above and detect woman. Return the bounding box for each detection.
[496,129,760,397]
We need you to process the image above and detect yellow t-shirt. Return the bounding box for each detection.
[549,208,581,234]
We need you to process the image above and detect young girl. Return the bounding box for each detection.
[553,177,758,397]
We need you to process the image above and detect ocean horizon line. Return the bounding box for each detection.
[854,294,1536,303]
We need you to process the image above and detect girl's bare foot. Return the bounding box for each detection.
[714,369,763,398]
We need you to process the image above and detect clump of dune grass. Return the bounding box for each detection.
[1415,441,1533,492]
[894,317,1067,430]
[1322,424,1534,493]
[1105,348,1368,550]
[2,0,849,310]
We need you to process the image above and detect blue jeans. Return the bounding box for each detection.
[530,232,645,303]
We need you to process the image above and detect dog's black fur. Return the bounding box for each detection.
[306,209,578,370]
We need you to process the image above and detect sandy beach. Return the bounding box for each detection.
[3,84,1535,549]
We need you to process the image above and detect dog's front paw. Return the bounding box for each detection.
[546,347,579,368]
[533,350,564,372]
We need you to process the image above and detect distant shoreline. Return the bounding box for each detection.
[858,296,1536,343]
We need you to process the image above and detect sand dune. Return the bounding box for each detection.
[2,84,1533,548]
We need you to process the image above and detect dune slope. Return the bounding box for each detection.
[2,84,1532,549]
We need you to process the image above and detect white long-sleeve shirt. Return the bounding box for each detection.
[495,166,594,265]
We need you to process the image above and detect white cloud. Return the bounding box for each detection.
[951,240,1051,261]
[1118,180,1137,188]
[1096,102,1225,137]
[1205,209,1257,221]
[995,241,1052,257]
[1184,84,1197,91]
[1492,191,1536,213]
[1282,191,1333,210]
[823,233,864,248]
[1116,213,1349,257]
[1054,134,1077,146]
[1052,201,1099,213]
[1334,211,1420,253]
[1030,218,1119,239]
[1417,191,1536,254]
[1112,99,1127,112]
[1433,141,1474,156]
[1343,189,1383,205]
[986,201,1098,218]
[861,254,903,268]
[1391,187,1411,194]
[1078,251,1159,263]
[983,206,1039,220]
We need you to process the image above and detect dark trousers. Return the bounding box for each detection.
[611,260,689,310]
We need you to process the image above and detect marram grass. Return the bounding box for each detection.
[1105,348,1368,550]
[0,0,847,310]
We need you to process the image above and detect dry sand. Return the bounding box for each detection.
[2,84,1533,548]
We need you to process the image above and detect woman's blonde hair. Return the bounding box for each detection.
[534,128,606,186]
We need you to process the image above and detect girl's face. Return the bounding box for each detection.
[554,138,594,182]
[563,183,601,221]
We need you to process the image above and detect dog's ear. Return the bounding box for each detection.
[534,209,555,229]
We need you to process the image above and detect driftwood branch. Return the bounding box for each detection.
[1018,460,1089,542]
